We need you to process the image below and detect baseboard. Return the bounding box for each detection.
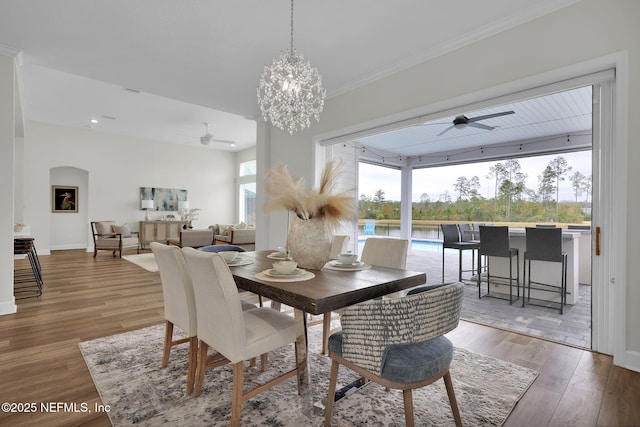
[0,300,17,315]
[50,244,87,251]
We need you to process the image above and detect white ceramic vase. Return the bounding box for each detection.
[287,215,332,270]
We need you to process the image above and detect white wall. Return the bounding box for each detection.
[256,0,640,362]
[23,121,237,254]
[0,53,17,315]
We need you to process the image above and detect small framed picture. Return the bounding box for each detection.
[52,186,78,213]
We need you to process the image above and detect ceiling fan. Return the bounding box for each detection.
[200,122,235,147]
[437,110,515,136]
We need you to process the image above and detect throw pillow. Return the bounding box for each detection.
[95,221,115,235]
[224,225,233,237]
[112,223,132,237]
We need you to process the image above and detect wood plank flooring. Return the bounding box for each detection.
[1,249,639,426]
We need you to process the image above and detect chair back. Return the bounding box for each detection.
[525,227,564,262]
[441,224,460,244]
[340,282,464,375]
[198,244,247,253]
[182,247,246,362]
[479,226,512,257]
[458,224,475,242]
[330,235,350,259]
[151,242,197,337]
[361,237,408,269]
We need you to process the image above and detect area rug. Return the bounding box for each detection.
[79,324,537,426]
[122,253,158,272]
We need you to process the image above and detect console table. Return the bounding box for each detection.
[139,220,187,245]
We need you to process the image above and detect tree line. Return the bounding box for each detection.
[359,156,591,223]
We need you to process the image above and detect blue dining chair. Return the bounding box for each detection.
[324,282,464,427]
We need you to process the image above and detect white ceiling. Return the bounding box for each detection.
[0,0,582,152]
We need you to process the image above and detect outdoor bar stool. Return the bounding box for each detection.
[477,226,519,304]
[441,224,480,283]
[523,227,568,314]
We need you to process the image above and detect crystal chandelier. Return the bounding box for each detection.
[257,0,326,135]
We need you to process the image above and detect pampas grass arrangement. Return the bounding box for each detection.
[265,159,357,229]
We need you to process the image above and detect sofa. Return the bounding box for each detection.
[168,229,215,248]
[211,223,255,251]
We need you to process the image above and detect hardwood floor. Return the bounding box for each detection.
[2,249,639,426]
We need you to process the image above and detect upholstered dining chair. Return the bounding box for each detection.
[330,235,350,259]
[198,244,247,253]
[151,242,255,395]
[324,282,464,427]
[198,244,263,306]
[321,237,409,355]
[182,248,303,426]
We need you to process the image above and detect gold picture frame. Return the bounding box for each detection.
[52,185,78,213]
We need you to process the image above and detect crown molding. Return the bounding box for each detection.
[0,43,21,59]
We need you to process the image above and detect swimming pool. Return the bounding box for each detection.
[358,238,448,253]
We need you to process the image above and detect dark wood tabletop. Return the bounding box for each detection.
[230,250,427,315]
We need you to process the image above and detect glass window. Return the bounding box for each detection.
[239,182,256,225]
[240,160,256,177]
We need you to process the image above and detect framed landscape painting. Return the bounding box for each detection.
[52,185,78,213]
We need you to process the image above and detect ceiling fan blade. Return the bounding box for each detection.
[468,122,494,131]
[437,125,455,136]
[467,110,515,123]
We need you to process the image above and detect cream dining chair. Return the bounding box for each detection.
[151,242,255,395]
[182,247,303,426]
[321,237,409,354]
[330,235,350,259]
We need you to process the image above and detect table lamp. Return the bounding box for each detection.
[141,199,154,220]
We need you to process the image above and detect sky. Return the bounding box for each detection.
[359,150,592,203]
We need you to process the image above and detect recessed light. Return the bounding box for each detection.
[90,119,98,124]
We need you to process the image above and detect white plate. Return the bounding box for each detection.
[265,268,304,277]
[330,260,363,268]
[226,257,252,266]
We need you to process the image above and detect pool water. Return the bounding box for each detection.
[358,239,448,253]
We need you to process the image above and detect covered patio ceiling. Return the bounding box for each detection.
[350,85,593,169]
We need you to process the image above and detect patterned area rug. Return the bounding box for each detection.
[79,323,537,426]
[122,253,159,272]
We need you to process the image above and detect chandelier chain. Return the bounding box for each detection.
[290,0,294,52]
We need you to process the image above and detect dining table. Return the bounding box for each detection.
[227,250,427,416]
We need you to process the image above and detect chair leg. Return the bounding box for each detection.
[161,321,173,368]
[231,361,244,427]
[186,336,198,394]
[443,372,462,427]
[402,389,415,427]
[322,312,332,355]
[324,360,340,427]
[260,353,268,372]
[442,247,445,284]
[193,340,209,397]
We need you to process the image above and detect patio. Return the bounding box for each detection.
[403,246,592,349]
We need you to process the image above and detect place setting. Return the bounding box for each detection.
[266,246,290,260]
[217,250,253,267]
[255,259,315,282]
[324,252,371,271]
